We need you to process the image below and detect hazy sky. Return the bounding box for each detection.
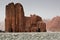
[0,0,60,22]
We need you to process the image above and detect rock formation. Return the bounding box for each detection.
[15,3,25,32]
[5,2,46,32]
[46,16,60,32]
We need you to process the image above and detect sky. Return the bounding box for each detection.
[0,0,60,22]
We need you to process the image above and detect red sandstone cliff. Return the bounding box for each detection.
[46,16,60,32]
[5,2,46,32]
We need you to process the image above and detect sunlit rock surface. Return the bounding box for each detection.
[46,16,60,32]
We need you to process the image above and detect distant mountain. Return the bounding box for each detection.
[46,16,60,32]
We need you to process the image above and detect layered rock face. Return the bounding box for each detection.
[5,3,15,32]
[15,3,25,32]
[46,16,60,32]
[5,3,25,32]
[5,2,46,32]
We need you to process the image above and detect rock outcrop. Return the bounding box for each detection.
[5,2,46,32]
[46,16,60,32]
